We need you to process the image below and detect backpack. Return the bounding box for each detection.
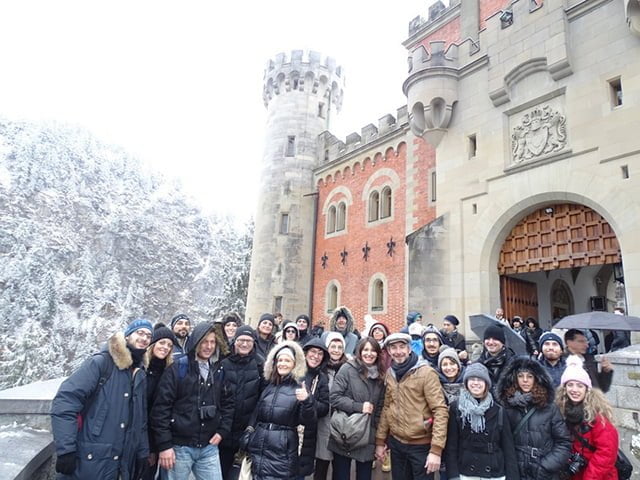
[77,351,114,430]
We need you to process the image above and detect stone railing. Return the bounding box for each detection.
[0,378,64,480]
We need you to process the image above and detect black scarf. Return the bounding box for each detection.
[565,401,585,427]
[127,345,146,368]
[392,351,418,381]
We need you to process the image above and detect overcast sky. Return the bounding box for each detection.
[0,0,439,219]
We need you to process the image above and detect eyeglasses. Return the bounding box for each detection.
[424,338,440,343]
[236,339,254,345]
[134,331,152,340]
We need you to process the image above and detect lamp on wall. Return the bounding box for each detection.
[500,9,514,28]
[613,262,625,283]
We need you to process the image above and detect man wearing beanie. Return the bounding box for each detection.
[440,315,468,363]
[421,324,444,369]
[537,331,566,387]
[151,321,233,480]
[218,325,265,478]
[376,333,449,480]
[255,313,277,360]
[296,314,312,345]
[477,324,515,393]
[51,319,153,479]
[170,313,191,360]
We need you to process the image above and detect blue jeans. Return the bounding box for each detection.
[332,453,372,480]
[388,436,434,480]
[166,444,222,480]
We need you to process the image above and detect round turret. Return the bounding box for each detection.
[262,50,345,111]
[246,50,344,325]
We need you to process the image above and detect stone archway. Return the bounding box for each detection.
[497,203,621,324]
[550,279,574,323]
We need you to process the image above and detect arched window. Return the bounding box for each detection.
[380,186,392,218]
[327,205,336,234]
[327,282,338,313]
[371,279,384,311]
[336,202,346,231]
[368,191,380,222]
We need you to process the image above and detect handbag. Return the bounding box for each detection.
[329,410,371,451]
[238,455,253,480]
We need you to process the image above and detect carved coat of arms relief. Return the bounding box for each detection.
[511,105,567,163]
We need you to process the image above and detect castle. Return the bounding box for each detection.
[246,0,640,336]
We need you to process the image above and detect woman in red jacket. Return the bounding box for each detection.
[556,355,618,480]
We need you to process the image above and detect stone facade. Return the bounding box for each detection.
[248,0,640,336]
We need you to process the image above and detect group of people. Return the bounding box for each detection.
[50,306,627,480]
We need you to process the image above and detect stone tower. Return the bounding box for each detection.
[245,50,345,324]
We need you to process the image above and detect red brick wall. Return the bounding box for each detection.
[480,0,510,30]
[312,143,407,334]
[410,137,437,231]
[417,16,461,51]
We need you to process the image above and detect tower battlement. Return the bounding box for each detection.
[262,50,345,111]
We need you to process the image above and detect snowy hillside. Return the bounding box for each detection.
[0,119,251,388]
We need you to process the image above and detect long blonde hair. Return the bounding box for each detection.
[555,385,614,425]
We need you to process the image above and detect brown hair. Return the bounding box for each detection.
[354,337,386,381]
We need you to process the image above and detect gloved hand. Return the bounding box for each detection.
[133,456,147,479]
[55,452,76,475]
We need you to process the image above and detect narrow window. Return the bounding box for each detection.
[273,296,283,314]
[327,284,338,313]
[468,134,477,159]
[369,191,380,222]
[286,136,296,156]
[621,165,629,179]
[336,202,346,231]
[430,171,437,202]
[280,213,289,234]
[372,279,384,311]
[472,203,478,214]
[318,102,325,118]
[609,77,623,107]
[293,78,299,90]
[324,149,329,162]
[380,187,392,218]
[327,206,337,234]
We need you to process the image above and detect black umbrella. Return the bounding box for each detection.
[554,311,640,331]
[469,314,528,355]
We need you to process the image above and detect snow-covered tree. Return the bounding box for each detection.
[0,119,251,388]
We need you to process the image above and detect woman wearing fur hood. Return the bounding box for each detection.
[244,340,317,480]
[323,306,359,355]
[497,357,571,480]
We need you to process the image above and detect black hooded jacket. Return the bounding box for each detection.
[150,322,233,451]
[496,357,571,480]
[298,338,330,476]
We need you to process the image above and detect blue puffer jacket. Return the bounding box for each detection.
[51,333,149,480]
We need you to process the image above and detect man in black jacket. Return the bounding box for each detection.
[218,325,265,478]
[564,328,613,392]
[151,322,233,480]
[478,324,515,394]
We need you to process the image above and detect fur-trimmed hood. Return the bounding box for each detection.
[330,306,355,334]
[107,332,149,370]
[264,340,307,383]
[496,356,555,406]
[185,321,229,360]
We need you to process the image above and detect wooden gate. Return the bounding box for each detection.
[500,276,539,321]
[498,203,621,321]
[498,204,621,275]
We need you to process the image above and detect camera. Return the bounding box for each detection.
[567,452,588,475]
[199,405,218,420]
